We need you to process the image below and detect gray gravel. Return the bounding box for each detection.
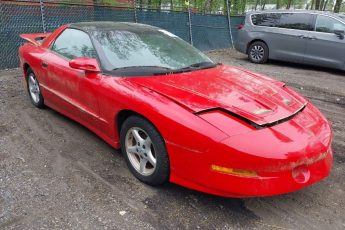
[1,49,344,229]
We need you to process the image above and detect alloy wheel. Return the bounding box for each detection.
[125,127,157,176]
[250,45,265,61]
[28,73,40,104]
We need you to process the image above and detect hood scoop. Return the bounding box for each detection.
[195,106,306,129]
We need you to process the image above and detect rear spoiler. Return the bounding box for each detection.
[20,33,51,46]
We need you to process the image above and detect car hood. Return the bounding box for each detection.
[128,65,307,126]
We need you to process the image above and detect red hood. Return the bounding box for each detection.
[128,65,307,126]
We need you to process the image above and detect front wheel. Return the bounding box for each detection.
[120,116,170,185]
[248,41,269,64]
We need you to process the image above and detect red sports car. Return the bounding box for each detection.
[19,22,332,197]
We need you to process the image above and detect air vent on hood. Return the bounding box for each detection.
[196,105,306,129]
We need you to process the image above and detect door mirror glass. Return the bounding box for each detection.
[69,58,100,72]
[334,30,345,39]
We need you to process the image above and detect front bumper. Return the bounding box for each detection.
[169,103,333,197]
[170,147,332,198]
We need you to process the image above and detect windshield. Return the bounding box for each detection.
[90,28,214,75]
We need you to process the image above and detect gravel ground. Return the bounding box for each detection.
[1,49,344,230]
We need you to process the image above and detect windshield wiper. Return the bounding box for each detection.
[153,62,216,75]
[175,62,217,71]
[112,66,172,71]
[188,61,217,68]
[109,63,216,76]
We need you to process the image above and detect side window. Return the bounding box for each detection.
[277,13,313,31]
[51,28,96,59]
[315,15,345,33]
[251,13,280,27]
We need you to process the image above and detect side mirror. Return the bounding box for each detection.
[69,57,100,72]
[334,30,344,40]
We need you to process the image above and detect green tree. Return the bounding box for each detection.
[334,0,343,12]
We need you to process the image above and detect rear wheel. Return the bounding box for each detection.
[27,68,44,108]
[248,41,269,64]
[120,116,170,185]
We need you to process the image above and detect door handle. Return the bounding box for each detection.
[298,35,306,39]
[310,36,317,40]
[42,62,48,68]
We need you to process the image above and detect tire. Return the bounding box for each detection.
[248,41,269,64]
[120,116,170,185]
[26,67,44,108]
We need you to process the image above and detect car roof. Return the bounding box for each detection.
[246,10,345,21]
[69,21,160,32]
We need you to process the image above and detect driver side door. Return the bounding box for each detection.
[42,28,103,130]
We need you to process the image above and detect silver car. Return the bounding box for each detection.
[235,10,345,70]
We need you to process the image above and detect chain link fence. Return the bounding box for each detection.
[0,0,244,69]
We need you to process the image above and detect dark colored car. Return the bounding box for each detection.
[235,10,345,70]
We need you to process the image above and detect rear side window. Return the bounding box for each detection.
[315,15,345,33]
[51,28,96,59]
[251,13,280,27]
[251,13,313,31]
[278,13,313,30]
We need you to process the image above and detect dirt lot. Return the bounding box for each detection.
[1,49,344,230]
